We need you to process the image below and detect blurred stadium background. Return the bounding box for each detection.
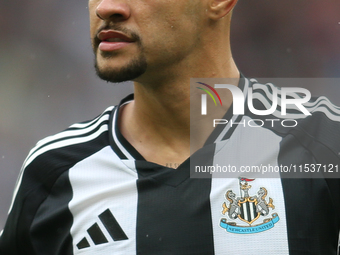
[1,0,339,228]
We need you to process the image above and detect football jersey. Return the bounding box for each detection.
[1,77,340,255]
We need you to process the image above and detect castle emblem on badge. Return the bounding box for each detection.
[220,178,280,234]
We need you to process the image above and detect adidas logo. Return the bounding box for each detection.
[76,208,128,250]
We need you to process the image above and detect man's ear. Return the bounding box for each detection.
[207,0,238,20]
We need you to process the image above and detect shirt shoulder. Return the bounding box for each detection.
[247,79,340,179]
[27,106,114,168]
[12,106,116,212]
[0,106,117,254]
[248,78,340,146]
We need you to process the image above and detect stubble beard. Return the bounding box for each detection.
[93,27,148,83]
[94,51,147,83]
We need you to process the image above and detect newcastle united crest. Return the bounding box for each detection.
[220,178,279,234]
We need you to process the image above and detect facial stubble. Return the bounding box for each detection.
[94,31,147,83]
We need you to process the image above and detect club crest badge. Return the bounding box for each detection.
[220,178,279,234]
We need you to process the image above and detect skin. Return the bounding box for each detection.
[89,0,239,167]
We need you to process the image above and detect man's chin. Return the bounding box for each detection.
[94,56,147,83]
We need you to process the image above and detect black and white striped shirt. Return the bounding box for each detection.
[1,78,340,254]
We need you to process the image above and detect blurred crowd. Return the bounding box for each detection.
[0,0,339,228]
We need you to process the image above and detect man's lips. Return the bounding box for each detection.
[97,30,135,52]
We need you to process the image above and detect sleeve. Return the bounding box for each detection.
[0,163,46,254]
[0,169,39,255]
[0,108,112,254]
[0,151,75,255]
[0,141,78,255]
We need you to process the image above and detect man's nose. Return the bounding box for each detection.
[96,0,131,22]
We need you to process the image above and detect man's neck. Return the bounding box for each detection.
[119,55,239,168]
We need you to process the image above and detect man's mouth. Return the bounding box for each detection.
[97,30,135,52]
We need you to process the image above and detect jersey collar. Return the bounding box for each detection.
[109,74,249,161]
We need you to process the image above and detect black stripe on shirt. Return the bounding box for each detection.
[135,158,215,254]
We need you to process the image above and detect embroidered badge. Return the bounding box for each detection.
[220,178,279,234]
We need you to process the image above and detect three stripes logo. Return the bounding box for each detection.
[196,82,223,115]
[76,208,128,250]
